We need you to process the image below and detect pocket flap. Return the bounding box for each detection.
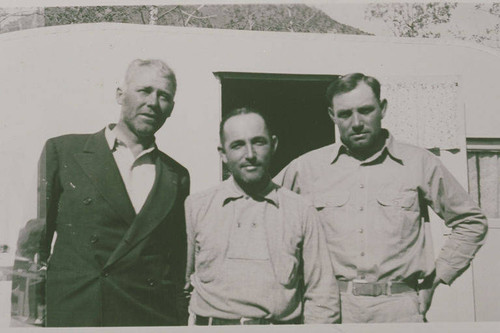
[377,191,416,208]
[314,192,349,208]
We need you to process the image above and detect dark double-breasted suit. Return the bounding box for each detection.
[38,128,190,327]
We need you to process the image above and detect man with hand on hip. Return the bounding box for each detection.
[276,73,487,323]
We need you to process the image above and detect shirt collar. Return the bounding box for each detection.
[222,177,280,208]
[330,144,348,164]
[331,129,403,165]
[104,124,118,151]
[105,124,157,155]
[382,131,404,165]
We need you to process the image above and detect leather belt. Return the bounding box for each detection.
[338,280,417,296]
[195,315,301,325]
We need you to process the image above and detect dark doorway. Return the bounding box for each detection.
[218,72,337,178]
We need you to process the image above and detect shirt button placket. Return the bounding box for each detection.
[357,171,368,273]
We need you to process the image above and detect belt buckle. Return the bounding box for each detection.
[351,279,366,296]
[352,279,385,296]
[371,283,385,296]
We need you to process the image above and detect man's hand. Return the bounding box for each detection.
[183,281,193,300]
[418,278,442,317]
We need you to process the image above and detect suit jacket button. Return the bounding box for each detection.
[147,278,155,287]
[90,235,98,244]
[83,197,93,205]
[102,271,109,277]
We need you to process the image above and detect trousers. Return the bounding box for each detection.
[340,291,425,323]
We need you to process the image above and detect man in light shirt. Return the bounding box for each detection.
[184,107,339,325]
[37,59,190,326]
[276,73,488,322]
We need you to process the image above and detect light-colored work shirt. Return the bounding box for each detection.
[185,178,340,324]
[276,130,488,285]
[105,125,156,213]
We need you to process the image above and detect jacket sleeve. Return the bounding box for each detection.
[184,195,195,292]
[37,139,61,266]
[423,152,488,285]
[301,205,340,324]
[175,171,190,325]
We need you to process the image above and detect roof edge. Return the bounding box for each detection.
[1,22,499,59]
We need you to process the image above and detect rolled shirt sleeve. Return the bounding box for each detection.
[423,152,488,285]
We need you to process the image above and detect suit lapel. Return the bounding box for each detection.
[73,129,136,225]
[104,153,179,269]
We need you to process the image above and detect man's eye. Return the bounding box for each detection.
[159,94,172,102]
[359,107,375,115]
[230,143,243,149]
[138,88,152,94]
[254,139,267,146]
[337,112,351,119]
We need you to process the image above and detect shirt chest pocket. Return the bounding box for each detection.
[375,190,419,237]
[313,192,353,238]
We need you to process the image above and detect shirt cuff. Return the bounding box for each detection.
[435,258,457,285]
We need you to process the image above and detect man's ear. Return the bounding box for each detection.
[327,106,336,124]
[116,87,124,105]
[271,135,279,154]
[217,145,228,164]
[380,99,388,119]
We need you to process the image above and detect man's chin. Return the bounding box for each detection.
[242,176,266,185]
[235,174,269,189]
[135,126,158,138]
[347,138,372,150]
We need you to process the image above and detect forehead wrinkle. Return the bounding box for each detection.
[334,94,379,110]
[221,114,270,143]
[123,66,174,91]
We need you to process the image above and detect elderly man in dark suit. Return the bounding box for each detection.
[37,59,190,327]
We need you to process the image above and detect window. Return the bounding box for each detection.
[467,138,500,226]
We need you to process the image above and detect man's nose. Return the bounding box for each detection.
[245,143,256,160]
[352,112,363,130]
[146,93,159,108]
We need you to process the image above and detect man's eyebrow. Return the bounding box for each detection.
[229,139,244,146]
[158,90,173,96]
[336,108,351,114]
